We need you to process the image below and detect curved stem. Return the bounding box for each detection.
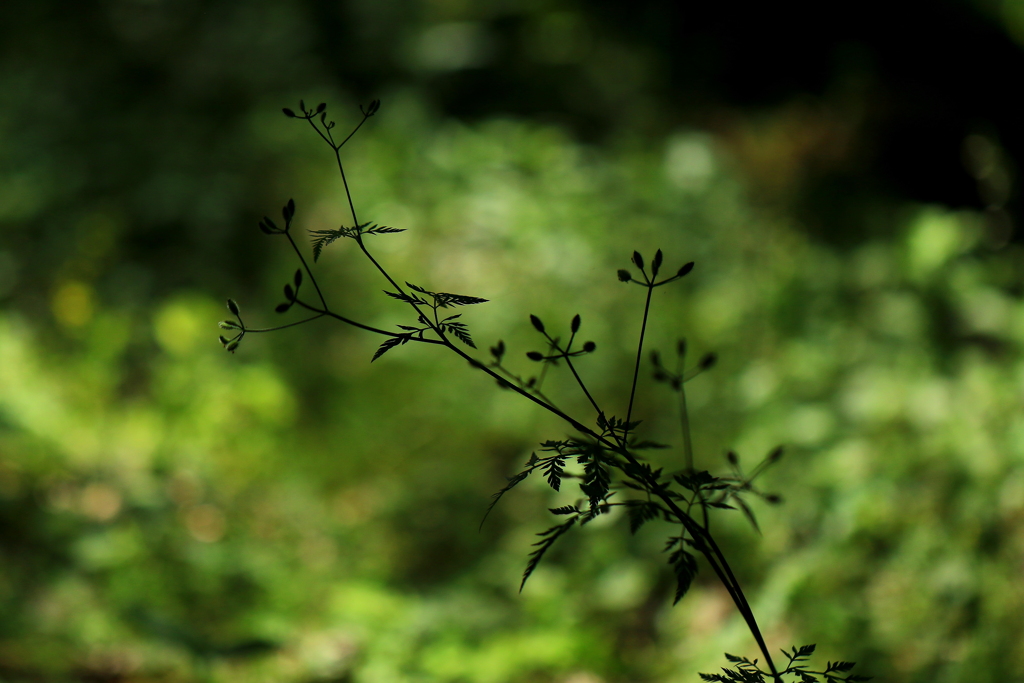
[294,299,443,343]
[244,314,326,333]
[285,231,329,311]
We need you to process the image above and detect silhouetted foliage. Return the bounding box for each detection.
[222,100,870,682]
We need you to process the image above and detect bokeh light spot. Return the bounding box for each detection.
[52,281,94,328]
[183,503,226,543]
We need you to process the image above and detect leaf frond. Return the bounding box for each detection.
[520,517,576,591]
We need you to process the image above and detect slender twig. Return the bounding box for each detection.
[624,282,654,442]
[243,314,326,333]
[285,231,328,311]
[293,299,443,343]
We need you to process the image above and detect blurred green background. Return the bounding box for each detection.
[3,1,1024,681]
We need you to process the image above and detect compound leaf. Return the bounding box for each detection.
[310,229,346,262]
[627,500,662,534]
[669,548,698,604]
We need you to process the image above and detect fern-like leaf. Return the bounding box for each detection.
[309,229,346,262]
[362,224,405,235]
[480,468,532,529]
[669,548,698,604]
[446,321,476,348]
[384,290,427,305]
[371,336,404,362]
[520,517,576,591]
[542,456,566,491]
[626,500,662,534]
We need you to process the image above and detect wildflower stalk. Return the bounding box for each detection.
[221,101,870,683]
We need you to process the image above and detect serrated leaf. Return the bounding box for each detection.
[480,468,531,529]
[436,292,489,308]
[549,505,578,515]
[669,548,698,604]
[795,644,816,658]
[542,456,566,491]
[626,500,661,534]
[363,224,405,235]
[446,321,476,348]
[371,336,403,362]
[520,517,576,591]
[310,229,346,261]
[384,290,426,305]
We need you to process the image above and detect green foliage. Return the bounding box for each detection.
[7,74,1024,682]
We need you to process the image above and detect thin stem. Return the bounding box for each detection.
[624,284,654,440]
[335,113,371,149]
[559,331,602,417]
[564,355,601,417]
[441,338,590,434]
[490,363,559,408]
[319,114,428,320]
[333,145,360,231]
[294,299,443,343]
[645,477,780,680]
[244,314,326,333]
[679,380,694,473]
[285,231,329,311]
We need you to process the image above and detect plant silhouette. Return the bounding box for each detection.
[220,100,870,682]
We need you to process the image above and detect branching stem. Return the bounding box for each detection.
[240,101,793,683]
